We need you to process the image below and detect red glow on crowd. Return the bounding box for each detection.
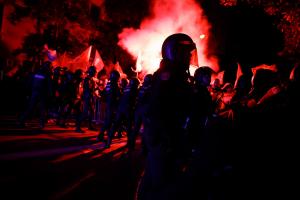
[118,0,219,75]
[234,63,243,88]
[251,64,278,79]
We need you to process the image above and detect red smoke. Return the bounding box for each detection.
[118,0,219,75]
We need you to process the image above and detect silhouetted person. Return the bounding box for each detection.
[138,33,195,200]
[56,69,83,128]
[133,74,153,153]
[120,77,129,95]
[76,66,97,132]
[188,66,214,150]
[107,77,140,148]
[50,66,65,118]
[97,70,121,142]
[18,61,52,128]
[235,68,292,200]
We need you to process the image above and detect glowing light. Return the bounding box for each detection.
[118,0,219,74]
[189,65,198,76]
[135,51,143,73]
[199,34,206,39]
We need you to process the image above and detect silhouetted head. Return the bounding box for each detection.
[194,66,213,87]
[251,69,278,90]
[97,69,107,79]
[120,78,128,88]
[87,66,97,77]
[250,69,279,100]
[74,69,83,80]
[160,33,197,76]
[129,77,140,89]
[65,71,74,81]
[143,74,153,86]
[110,70,120,83]
[212,78,221,89]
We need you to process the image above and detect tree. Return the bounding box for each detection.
[219,0,300,59]
[7,0,94,61]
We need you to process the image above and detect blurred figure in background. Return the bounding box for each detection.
[76,66,97,133]
[18,61,52,128]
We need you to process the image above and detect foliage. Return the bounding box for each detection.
[8,0,94,59]
[219,0,300,59]
[6,0,150,69]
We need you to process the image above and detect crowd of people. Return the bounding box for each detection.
[12,33,299,200]
[15,61,154,150]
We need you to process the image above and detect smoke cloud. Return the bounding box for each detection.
[118,0,219,75]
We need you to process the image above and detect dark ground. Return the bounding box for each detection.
[0,115,145,200]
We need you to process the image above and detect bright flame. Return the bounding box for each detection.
[135,51,143,73]
[199,34,206,39]
[118,0,219,74]
[189,65,198,76]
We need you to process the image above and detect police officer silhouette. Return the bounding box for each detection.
[138,33,196,200]
[97,70,121,143]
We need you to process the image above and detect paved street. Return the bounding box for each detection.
[0,116,145,200]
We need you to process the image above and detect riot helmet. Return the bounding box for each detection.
[65,71,74,81]
[87,66,97,77]
[194,66,213,87]
[143,74,153,86]
[129,77,140,88]
[75,69,83,77]
[110,70,120,83]
[74,69,83,81]
[161,33,197,68]
[120,78,129,88]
